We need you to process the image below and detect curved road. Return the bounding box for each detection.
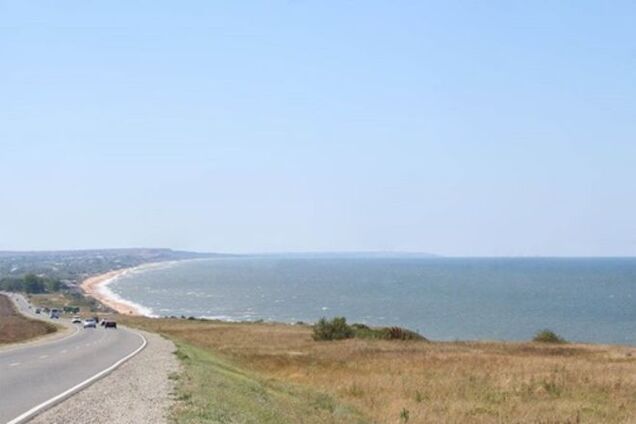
[0,294,145,424]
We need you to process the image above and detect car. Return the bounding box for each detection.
[35,308,41,314]
[103,321,117,329]
[49,309,60,319]
[83,319,97,328]
[71,317,82,324]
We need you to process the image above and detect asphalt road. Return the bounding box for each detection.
[0,294,145,424]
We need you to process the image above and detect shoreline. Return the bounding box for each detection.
[81,268,145,315]
[81,261,184,316]
[80,258,211,318]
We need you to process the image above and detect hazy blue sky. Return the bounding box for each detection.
[1,1,635,256]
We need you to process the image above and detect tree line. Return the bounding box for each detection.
[0,274,65,294]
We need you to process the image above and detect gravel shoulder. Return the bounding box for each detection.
[30,330,180,424]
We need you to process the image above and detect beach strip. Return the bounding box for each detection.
[81,269,144,315]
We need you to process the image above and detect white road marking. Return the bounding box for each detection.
[9,362,20,367]
[7,331,147,424]
[39,355,48,359]
[61,349,67,354]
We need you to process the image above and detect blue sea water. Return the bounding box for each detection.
[108,257,636,345]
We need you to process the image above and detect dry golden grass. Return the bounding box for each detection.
[122,317,636,423]
[0,294,58,344]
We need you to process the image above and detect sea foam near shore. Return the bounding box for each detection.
[97,274,158,317]
[87,261,187,317]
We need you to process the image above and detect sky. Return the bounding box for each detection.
[1,1,635,256]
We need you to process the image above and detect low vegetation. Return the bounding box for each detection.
[351,323,426,341]
[533,329,567,344]
[312,317,355,341]
[312,317,426,342]
[170,341,366,423]
[0,294,58,344]
[121,316,636,423]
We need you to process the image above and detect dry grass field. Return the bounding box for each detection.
[0,294,58,345]
[121,316,636,423]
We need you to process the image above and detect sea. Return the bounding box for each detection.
[107,256,636,345]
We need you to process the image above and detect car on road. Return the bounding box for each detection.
[35,308,41,314]
[83,319,97,328]
[103,320,117,329]
[71,316,82,324]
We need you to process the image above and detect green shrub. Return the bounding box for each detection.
[351,323,370,330]
[314,318,427,342]
[533,329,567,344]
[381,326,426,341]
[312,317,354,341]
[351,323,426,341]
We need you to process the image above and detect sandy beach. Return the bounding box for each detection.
[81,268,145,315]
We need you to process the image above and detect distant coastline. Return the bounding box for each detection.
[81,261,186,316]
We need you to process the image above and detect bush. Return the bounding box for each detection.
[351,323,370,330]
[381,326,426,341]
[312,317,354,341]
[533,329,567,344]
[313,320,428,342]
[350,323,426,341]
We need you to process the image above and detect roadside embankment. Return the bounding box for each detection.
[30,330,179,424]
[0,294,58,345]
[121,316,636,424]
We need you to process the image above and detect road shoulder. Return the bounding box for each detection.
[29,330,179,424]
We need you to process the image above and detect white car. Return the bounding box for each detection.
[83,319,97,329]
[72,317,82,324]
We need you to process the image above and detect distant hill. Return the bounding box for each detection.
[0,248,221,259]
[251,251,440,259]
[0,248,233,283]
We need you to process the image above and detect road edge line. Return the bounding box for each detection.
[6,330,148,424]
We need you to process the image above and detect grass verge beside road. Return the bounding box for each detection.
[0,294,58,345]
[121,316,636,423]
[171,341,367,423]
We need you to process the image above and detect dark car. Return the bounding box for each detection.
[104,321,117,329]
